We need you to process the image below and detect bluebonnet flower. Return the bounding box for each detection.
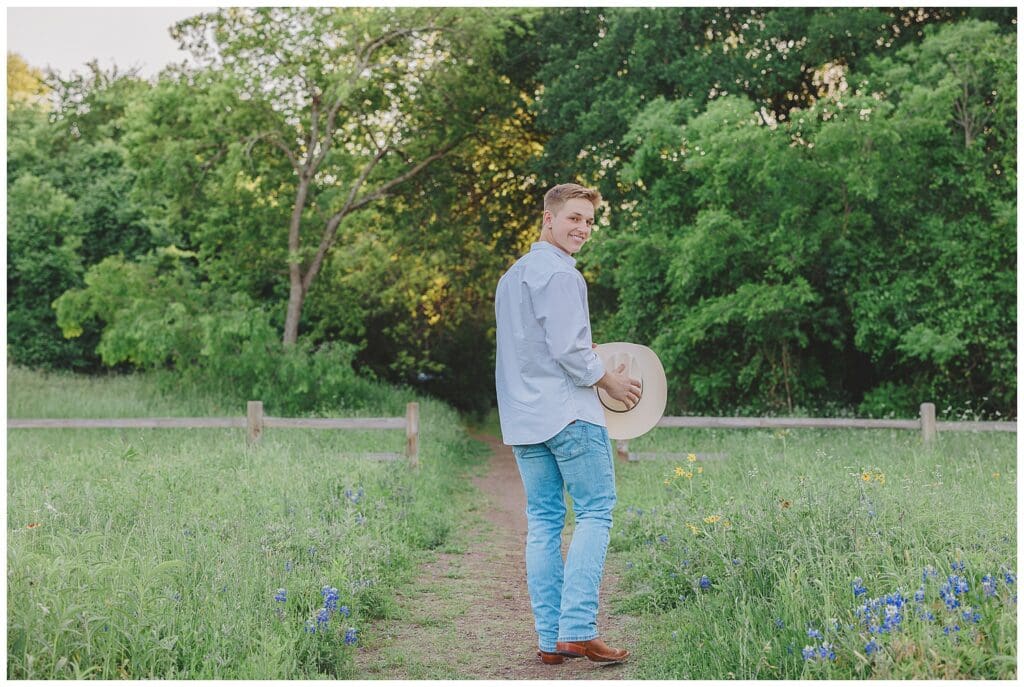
[774,618,785,629]
[852,578,867,597]
[344,627,358,645]
[922,566,938,583]
[285,561,293,573]
[916,608,936,622]
[982,575,997,597]
[867,509,876,518]
[626,562,634,569]
[316,608,330,627]
[950,561,965,572]
[865,639,879,657]
[671,631,679,639]
[681,559,691,568]
[819,643,836,661]
[732,558,743,566]
[699,575,712,590]
[274,588,287,603]
[339,605,351,618]
[308,546,317,556]
[914,587,925,603]
[1004,571,1016,585]
[305,620,316,634]
[322,586,340,611]
[355,514,366,526]
[801,646,816,661]
[658,534,669,544]
[806,628,822,639]
[961,609,981,624]
[677,593,687,604]
[942,624,961,636]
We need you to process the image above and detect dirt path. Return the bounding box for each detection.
[354,432,634,679]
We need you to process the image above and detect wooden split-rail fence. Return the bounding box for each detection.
[7,401,421,467]
[615,402,1016,462]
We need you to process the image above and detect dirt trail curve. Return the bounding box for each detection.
[354,432,633,680]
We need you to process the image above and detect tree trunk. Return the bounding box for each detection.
[283,178,311,345]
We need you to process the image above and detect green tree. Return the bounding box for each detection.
[154,7,522,344]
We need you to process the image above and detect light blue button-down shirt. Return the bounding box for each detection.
[494,242,607,446]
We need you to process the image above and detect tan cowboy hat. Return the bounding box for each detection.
[594,342,667,440]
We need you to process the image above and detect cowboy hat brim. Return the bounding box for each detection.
[594,342,667,440]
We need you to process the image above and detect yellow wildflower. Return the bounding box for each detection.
[686,523,700,535]
[684,471,694,480]
[664,479,671,486]
[874,471,886,485]
[697,466,704,474]
[674,466,686,477]
[687,453,697,463]
[704,514,722,524]
[993,472,1001,479]
[861,472,872,482]
[780,499,791,510]
[723,520,732,528]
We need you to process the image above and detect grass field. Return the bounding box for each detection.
[6,368,1017,679]
[610,425,1017,678]
[6,367,487,679]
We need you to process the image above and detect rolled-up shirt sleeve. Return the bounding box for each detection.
[531,272,606,388]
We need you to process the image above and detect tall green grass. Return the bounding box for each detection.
[610,426,1017,679]
[6,367,487,678]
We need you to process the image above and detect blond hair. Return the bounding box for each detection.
[543,183,602,217]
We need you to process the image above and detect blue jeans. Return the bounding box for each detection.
[512,420,617,652]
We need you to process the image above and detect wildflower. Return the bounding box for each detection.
[626,562,634,569]
[865,639,879,656]
[950,561,965,572]
[26,523,41,529]
[274,588,287,603]
[322,586,340,611]
[818,643,836,661]
[852,578,867,597]
[681,559,691,567]
[355,514,366,526]
[687,453,697,463]
[962,609,982,624]
[801,646,816,660]
[942,624,961,636]
[874,471,885,485]
[664,479,671,486]
[774,618,785,629]
[780,499,791,510]
[686,523,700,535]
[344,627,358,645]
[697,466,704,474]
[914,588,925,603]
[684,471,694,480]
[922,566,938,583]
[305,620,317,634]
[658,534,669,544]
[316,608,330,626]
[674,466,686,477]
[1004,571,1016,585]
[703,514,721,524]
[723,520,731,528]
[982,575,997,597]
[732,558,742,566]
[699,575,712,590]
[861,472,872,482]
[339,605,350,618]
[285,561,293,572]
[678,594,687,603]
[807,628,822,639]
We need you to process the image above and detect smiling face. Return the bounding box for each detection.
[540,197,597,255]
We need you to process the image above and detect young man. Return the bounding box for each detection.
[494,182,640,665]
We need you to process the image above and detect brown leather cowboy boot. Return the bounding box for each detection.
[555,638,629,663]
[537,650,568,664]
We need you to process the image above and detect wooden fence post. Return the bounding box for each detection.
[247,401,264,444]
[405,402,420,467]
[920,402,937,444]
[615,439,631,462]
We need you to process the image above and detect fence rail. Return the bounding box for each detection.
[7,401,420,467]
[615,402,1016,461]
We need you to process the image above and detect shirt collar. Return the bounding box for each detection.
[531,241,577,267]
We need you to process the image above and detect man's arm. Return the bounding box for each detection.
[532,272,605,387]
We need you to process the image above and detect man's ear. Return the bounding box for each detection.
[542,209,553,229]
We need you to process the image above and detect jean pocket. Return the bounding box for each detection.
[546,422,585,459]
